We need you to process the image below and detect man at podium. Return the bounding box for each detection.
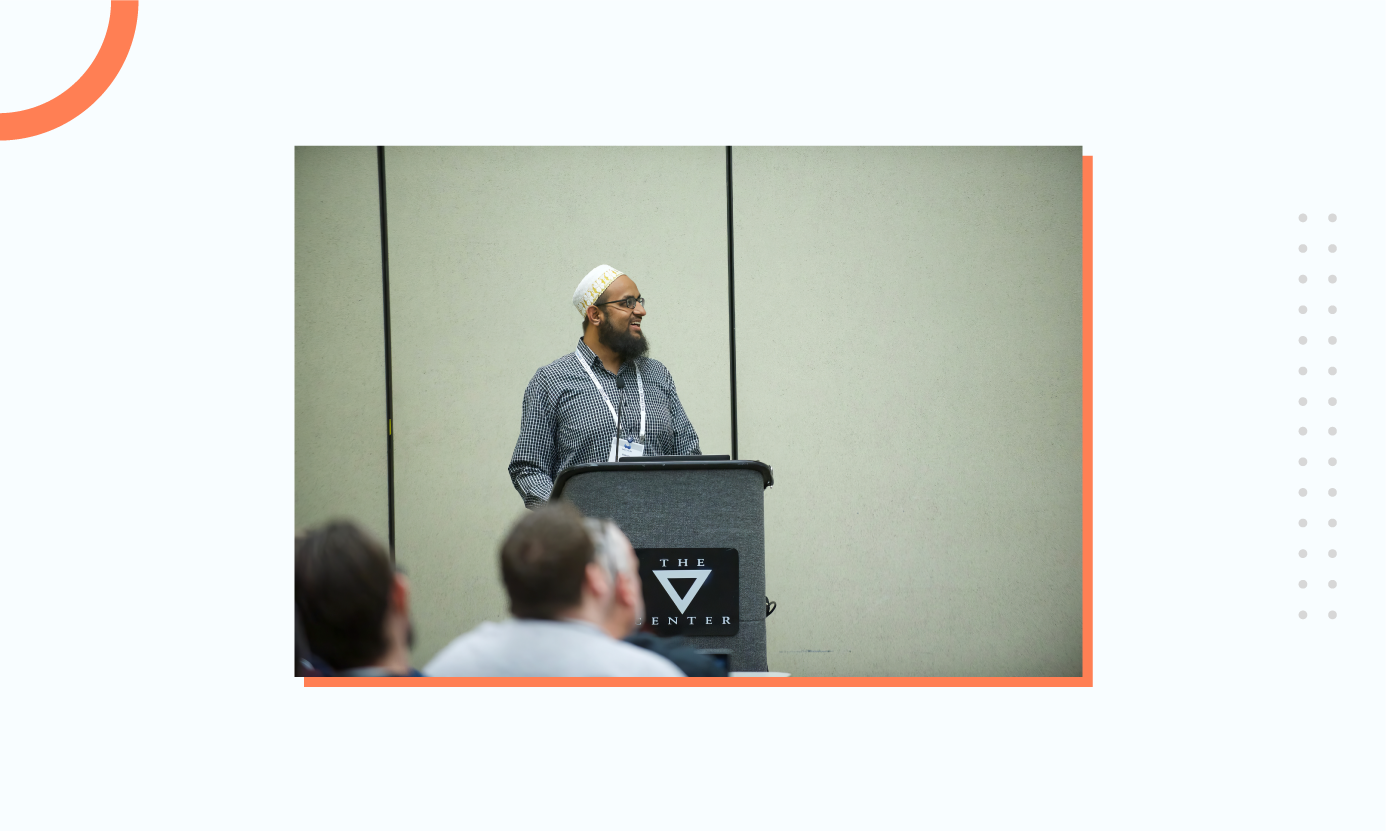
[508,264,702,508]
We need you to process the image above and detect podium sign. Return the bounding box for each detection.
[635,548,739,636]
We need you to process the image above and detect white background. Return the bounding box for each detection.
[1,2,1382,829]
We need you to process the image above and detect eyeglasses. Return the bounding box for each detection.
[594,296,645,311]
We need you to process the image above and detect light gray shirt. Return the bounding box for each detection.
[423,618,684,677]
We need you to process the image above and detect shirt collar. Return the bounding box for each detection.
[514,616,609,638]
[556,618,608,636]
[576,339,643,376]
[577,338,628,376]
[576,338,601,369]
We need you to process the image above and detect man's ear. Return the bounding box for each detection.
[390,573,410,616]
[585,305,602,328]
[583,562,611,599]
[616,571,641,608]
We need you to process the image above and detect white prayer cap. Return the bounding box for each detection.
[573,265,626,313]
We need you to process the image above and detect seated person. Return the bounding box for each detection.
[295,522,421,677]
[585,518,727,677]
[424,503,682,677]
[294,609,332,677]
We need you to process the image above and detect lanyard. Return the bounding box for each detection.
[575,348,646,439]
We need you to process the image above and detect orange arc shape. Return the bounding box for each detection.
[0,1,139,141]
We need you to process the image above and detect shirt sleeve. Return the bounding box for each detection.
[508,371,558,508]
[664,372,701,456]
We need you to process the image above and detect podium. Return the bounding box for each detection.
[552,458,774,672]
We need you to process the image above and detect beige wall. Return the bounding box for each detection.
[382,147,731,665]
[734,147,1083,676]
[294,147,389,539]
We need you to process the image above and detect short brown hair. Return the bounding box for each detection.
[500,502,595,619]
[295,521,395,671]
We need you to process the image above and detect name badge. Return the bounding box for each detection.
[618,437,645,459]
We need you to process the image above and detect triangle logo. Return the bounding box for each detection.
[652,569,712,614]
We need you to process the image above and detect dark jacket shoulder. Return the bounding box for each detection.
[624,632,728,677]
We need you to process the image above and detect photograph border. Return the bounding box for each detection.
[305,155,1094,689]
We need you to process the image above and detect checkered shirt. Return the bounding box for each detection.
[509,339,702,507]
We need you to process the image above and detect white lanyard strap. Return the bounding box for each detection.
[575,349,646,438]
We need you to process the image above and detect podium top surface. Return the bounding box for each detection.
[551,458,773,499]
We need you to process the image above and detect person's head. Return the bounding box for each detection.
[585,518,644,638]
[499,502,628,625]
[574,265,649,361]
[295,522,412,673]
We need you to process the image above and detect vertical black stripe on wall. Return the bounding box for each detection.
[726,146,739,460]
[376,146,397,558]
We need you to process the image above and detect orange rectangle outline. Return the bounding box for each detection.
[306,154,1095,690]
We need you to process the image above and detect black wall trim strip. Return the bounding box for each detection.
[726,146,739,460]
[377,146,397,558]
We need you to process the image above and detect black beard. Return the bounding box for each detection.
[597,315,650,362]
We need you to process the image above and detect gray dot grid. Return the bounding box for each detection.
[1292,211,1343,622]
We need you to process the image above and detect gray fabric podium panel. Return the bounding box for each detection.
[558,468,767,672]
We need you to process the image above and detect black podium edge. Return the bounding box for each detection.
[551,459,773,500]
